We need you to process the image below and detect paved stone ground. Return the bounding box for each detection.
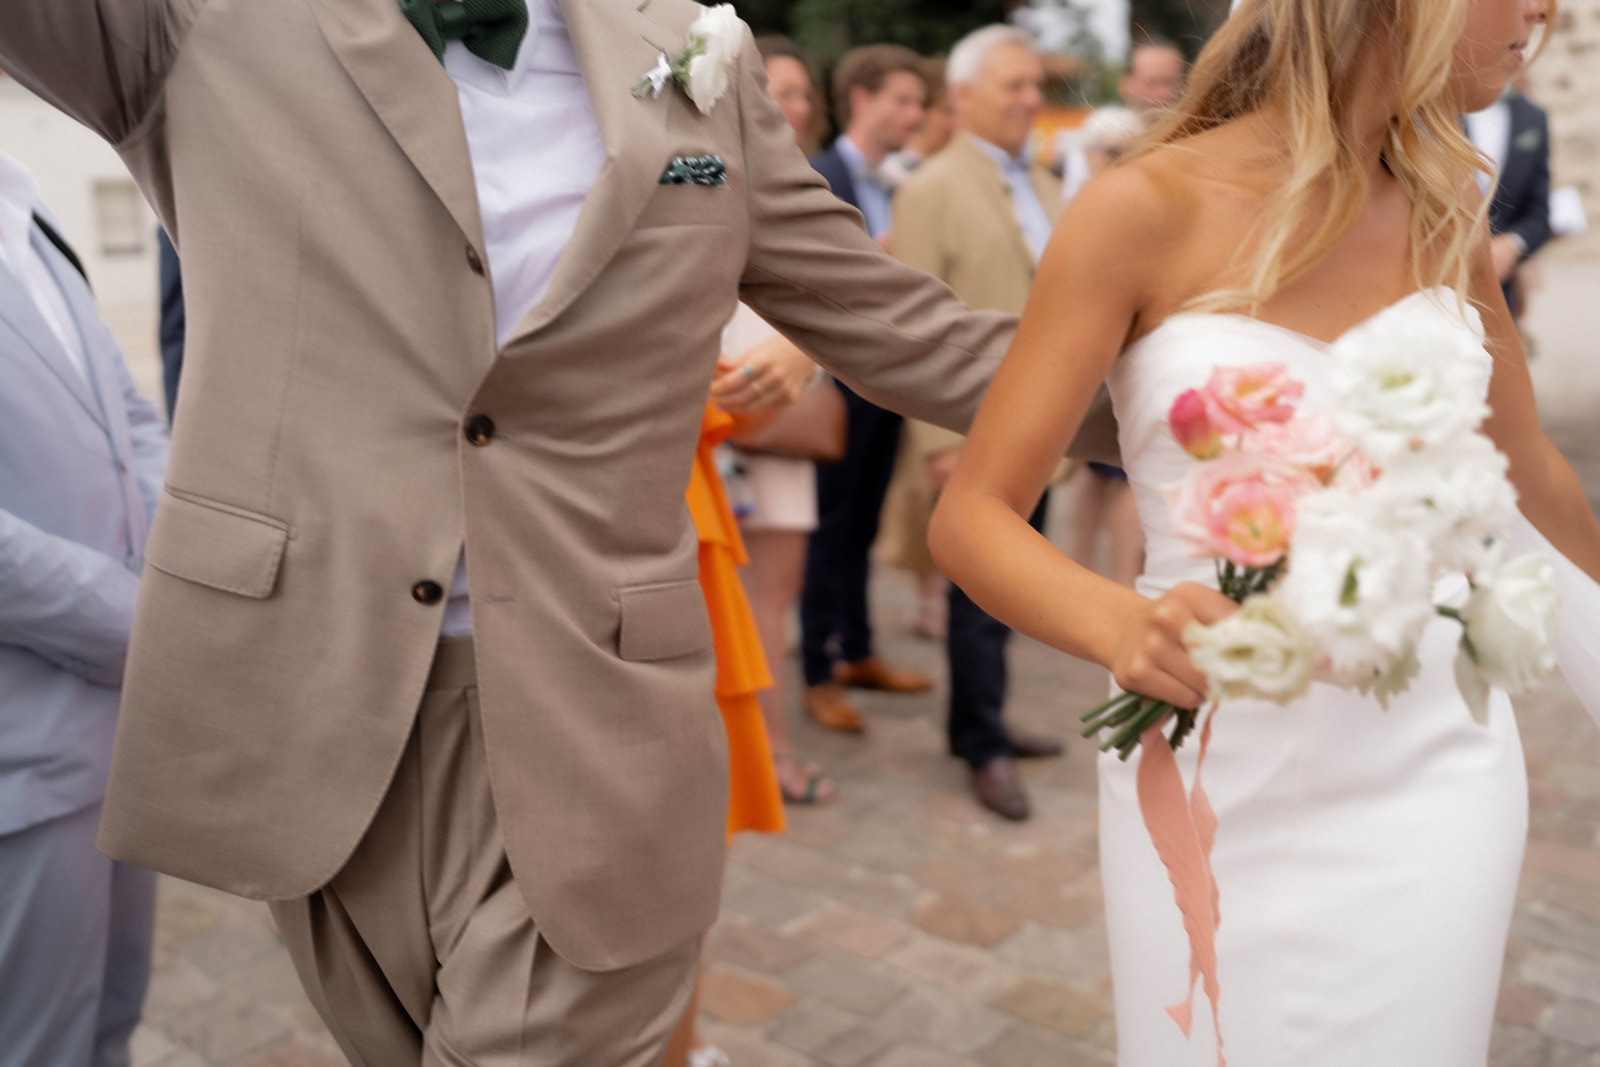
[127,244,1600,1066]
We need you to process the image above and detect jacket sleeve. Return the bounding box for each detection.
[0,508,141,687]
[733,29,1119,464]
[0,0,207,143]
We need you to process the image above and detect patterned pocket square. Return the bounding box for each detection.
[659,155,727,186]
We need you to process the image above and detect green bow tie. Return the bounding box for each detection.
[398,0,529,71]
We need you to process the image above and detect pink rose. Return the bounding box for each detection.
[1203,363,1304,433]
[1239,412,1350,483]
[1168,454,1318,568]
[1169,388,1223,460]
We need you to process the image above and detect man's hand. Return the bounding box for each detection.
[710,336,817,414]
[1490,233,1525,283]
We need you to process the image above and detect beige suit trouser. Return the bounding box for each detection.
[269,639,701,1067]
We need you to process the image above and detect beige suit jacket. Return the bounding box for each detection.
[892,132,1063,462]
[0,0,1116,970]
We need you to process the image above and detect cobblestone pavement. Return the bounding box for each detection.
[129,246,1600,1066]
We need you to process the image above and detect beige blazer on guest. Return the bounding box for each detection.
[893,131,1065,463]
[0,0,1116,971]
[876,132,1067,577]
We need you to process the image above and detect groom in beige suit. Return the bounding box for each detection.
[0,1,1111,1061]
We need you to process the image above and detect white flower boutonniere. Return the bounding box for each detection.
[632,4,743,115]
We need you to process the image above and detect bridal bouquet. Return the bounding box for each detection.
[1082,305,1561,758]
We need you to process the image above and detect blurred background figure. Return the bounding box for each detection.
[719,36,842,808]
[801,45,935,734]
[1117,34,1185,116]
[156,228,183,423]
[881,58,956,189]
[877,55,958,642]
[891,25,1066,821]
[1466,81,1553,322]
[1058,104,1144,204]
[0,149,168,1067]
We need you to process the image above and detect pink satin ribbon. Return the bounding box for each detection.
[1136,708,1225,1066]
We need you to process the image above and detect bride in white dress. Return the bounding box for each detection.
[927,0,1599,1062]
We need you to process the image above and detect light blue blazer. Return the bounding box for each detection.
[0,216,169,836]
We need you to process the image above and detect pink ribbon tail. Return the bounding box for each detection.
[1135,709,1225,1066]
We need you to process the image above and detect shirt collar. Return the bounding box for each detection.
[835,135,871,179]
[0,151,41,278]
[968,133,1031,174]
[441,0,549,94]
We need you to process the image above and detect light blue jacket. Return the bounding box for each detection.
[0,216,168,835]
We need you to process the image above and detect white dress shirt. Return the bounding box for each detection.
[833,135,895,240]
[441,0,608,636]
[1465,96,1511,198]
[0,152,90,382]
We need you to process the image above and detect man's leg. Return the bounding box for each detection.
[270,639,699,1067]
[800,382,867,688]
[0,804,114,1067]
[92,861,158,1067]
[834,389,902,666]
[946,581,1013,771]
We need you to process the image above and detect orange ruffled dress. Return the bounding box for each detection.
[689,404,786,838]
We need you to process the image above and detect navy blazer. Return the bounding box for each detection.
[809,141,861,213]
[1488,91,1552,262]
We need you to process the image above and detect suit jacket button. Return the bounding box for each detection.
[411,580,444,605]
[464,415,495,446]
[466,245,485,275]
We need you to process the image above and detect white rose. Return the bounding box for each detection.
[1460,551,1560,699]
[683,4,743,113]
[1328,300,1491,463]
[1185,595,1317,704]
[1277,489,1435,695]
[1366,431,1518,576]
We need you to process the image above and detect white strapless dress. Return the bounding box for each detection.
[1099,289,1528,1065]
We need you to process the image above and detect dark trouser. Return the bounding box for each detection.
[947,494,1050,770]
[800,383,903,687]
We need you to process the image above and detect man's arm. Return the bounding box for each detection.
[0,0,206,142]
[0,509,141,687]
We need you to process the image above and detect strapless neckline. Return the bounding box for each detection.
[1130,285,1456,357]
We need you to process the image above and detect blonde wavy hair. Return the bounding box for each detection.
[1137,0,1550,312]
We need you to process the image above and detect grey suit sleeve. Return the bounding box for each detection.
[730,30,1119,465]
[0,508,141,687]
[0,0,207,142]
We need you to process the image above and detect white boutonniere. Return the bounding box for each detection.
[632,4,743,115]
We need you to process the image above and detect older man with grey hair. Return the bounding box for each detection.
[890,23,1067,821]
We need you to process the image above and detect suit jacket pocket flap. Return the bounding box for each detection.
[617,580,711,662]
[146,491,290,600]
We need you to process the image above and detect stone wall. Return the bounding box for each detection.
[1526,0,1600,227]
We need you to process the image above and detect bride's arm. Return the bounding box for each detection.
[928,170,1234,713]
[1474,245,1600,583]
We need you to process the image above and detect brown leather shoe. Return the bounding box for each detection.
[1006,727,1064,760]
[970,757,1031,821]
[802,683,866,733]
[834,655,933,693]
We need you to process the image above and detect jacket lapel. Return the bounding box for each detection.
[953,133,1036,274]
[0,237,107,429]
[304,0,486,254]
[508,0,680,340]
[38,228,132,454]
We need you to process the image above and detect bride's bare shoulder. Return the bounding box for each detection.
[1060,134,1254,259]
